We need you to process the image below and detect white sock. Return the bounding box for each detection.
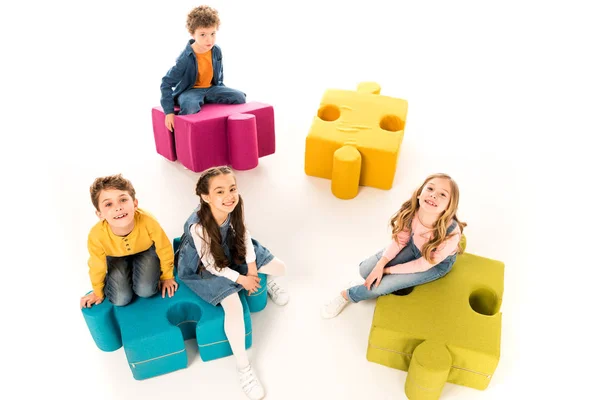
[221,294,249,369]
[259,257,286,279]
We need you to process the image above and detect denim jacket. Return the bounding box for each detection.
[160,40,225,115]
[175,206,202,282]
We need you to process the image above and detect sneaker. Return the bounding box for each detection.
[237,363,265,400]
[321,293,349,319]
[267,279,290,306]
[321,280,363,319]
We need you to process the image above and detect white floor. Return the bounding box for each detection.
[5,0,599,399]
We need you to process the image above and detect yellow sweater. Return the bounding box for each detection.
[87,208,175,297]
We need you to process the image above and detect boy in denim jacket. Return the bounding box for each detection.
[160,5,246,132]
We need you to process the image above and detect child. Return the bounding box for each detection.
[160,5,246,132]
[176,166,289,400]
[321,173,467,319]
[79,174,179,309]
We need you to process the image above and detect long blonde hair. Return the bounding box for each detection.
[389,173,467,263]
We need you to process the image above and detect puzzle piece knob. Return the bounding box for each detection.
[357,81,381,94]
[331,145,362,199]
[405,340,452,400]
[81,293,123,352]
[227,113,259,170]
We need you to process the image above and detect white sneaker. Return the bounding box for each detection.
[237,363,265,400]
[321,280,363,319]
[267,279,290,306]
[321,293,349,319]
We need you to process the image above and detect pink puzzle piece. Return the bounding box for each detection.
[151,102,276,172]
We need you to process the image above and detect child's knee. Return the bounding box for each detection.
[359,265,370,279]
[269,257,286,276]
[230,90,246,104]
[358,251,384,279]
[279,260,287,275]
[178,101,201,115]
[107,289,133,306]
[359,259,377,279]
[133,282,158,298]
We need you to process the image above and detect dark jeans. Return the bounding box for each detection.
[104,245,161,306]
[177,85,246,115]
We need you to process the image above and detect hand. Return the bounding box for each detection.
[364,265,385,290]
[80,292,104,309]
[165,113,175,132]
[239,275,261,294]
[247,261,258,278]
[160,279,179,298]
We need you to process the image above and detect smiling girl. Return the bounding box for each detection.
[176,166,289,400]
[321,173,467,319]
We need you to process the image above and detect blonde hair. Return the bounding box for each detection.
[389,173,466,263]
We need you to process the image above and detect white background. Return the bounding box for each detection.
[2,0,598,398]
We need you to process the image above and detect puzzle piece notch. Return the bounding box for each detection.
[305,82,408,198]
[366,252,504,393]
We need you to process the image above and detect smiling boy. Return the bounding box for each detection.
[80,174,178,309]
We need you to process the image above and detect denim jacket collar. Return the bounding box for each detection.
[184,39,195,56]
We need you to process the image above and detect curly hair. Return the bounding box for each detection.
[389,173,467,263]
[187,5,220,34]
[90,174,136,211]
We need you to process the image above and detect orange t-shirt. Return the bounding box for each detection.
[193,49,213,88]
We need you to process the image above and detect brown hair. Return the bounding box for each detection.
[195,166,246,271]
[389,173,467,263]
[90,174,136,211]
[187,5,220,34]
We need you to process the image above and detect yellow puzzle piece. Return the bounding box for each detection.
[366,252,504,399]
[304,82,408,199]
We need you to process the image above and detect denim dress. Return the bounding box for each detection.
[347,220,459,303]
[176,206,274,306]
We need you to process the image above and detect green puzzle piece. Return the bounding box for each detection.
[366,252,504,398]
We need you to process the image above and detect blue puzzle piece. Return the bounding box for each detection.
[81,237,268,380]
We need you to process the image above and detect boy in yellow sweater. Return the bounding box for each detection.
[80,174,178,309]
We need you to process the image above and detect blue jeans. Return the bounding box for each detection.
[346,243,456,303]
[104,245,161,306]
[177,86,246,115]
